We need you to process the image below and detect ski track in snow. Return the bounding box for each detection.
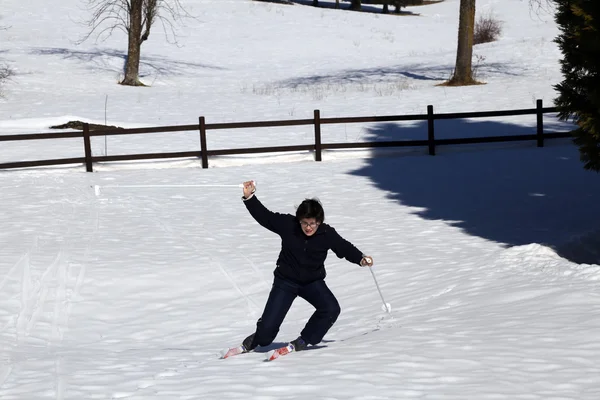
[2,162,600,400]
[2,0,600,398]
[150,208,263,317]
[3,167,600,399]
[0,179,98,398]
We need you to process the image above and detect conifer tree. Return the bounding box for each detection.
[554,0,600,171]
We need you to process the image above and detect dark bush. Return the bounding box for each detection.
[474,13,503,45]
[0,64,13,97]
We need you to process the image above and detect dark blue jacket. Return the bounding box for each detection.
[243,195,364,284]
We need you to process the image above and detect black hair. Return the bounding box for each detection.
[295,198,325,223]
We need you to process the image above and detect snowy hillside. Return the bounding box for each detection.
[1,0,600,399]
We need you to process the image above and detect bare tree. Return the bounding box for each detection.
[349,0,362,11]
[0,20,14,97]
[383,0,390,13]
[80,0,191,86]
[313,0,340,7]
[447,0,476,85]
[393,1,408,14]
[445,0,554,87]
[0,64,14,97]
[528,0,554,14]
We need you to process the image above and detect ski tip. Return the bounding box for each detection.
[265,349,277,361]
[221,345,245,359]
[265,344,295,361]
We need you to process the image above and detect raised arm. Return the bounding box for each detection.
[242,181,288,235]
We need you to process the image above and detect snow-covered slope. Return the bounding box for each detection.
[1,0,600,399]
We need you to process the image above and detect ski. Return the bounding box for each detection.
[265,344,295,361]
[220,345,246,359]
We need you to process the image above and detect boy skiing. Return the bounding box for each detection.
[222,180,373,360]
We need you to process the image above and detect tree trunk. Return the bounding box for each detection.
[349,0,361,11]
[121,0,144,86]
[383,1,389,14]
[449,0,476,85]
[395,1,406,13]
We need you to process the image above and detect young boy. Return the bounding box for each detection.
[237,180,373,354]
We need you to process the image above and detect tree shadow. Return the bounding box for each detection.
[348,118,600,265]
[276,62,525,89]
[30,47,226,78]
[362,117,569,143]
[289,0,419,15]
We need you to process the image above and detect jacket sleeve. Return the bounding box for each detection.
[328,227,364,265]
[243,195,288,235]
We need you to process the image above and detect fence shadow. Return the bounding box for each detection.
[350,118,600,265]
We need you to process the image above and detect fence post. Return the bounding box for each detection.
[199,116,208,169]
[314,109,322,162]
[83,123,93,172]
[536,99,544,147]
[427,105,435,156]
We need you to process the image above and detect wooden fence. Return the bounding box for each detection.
[0,99,572,172]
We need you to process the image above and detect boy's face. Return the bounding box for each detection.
[299,218,320,236]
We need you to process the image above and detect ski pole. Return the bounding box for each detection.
[368,265,391,313]
[93,181,256,196]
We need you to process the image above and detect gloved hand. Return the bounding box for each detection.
[360,256,374,267]
[242,180,256,199]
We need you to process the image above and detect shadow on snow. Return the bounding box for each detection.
[347,118,600,265]
[253,342,327,352]
[275,62,526,88]
[288,0,419,15]
[30,47,226,78]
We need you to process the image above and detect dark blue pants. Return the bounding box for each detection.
[248,277,341,349]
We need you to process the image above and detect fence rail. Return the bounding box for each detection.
[0,100,572,172]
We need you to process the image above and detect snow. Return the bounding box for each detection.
[1,0,600,398]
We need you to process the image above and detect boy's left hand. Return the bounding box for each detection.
[360,256,373,267]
